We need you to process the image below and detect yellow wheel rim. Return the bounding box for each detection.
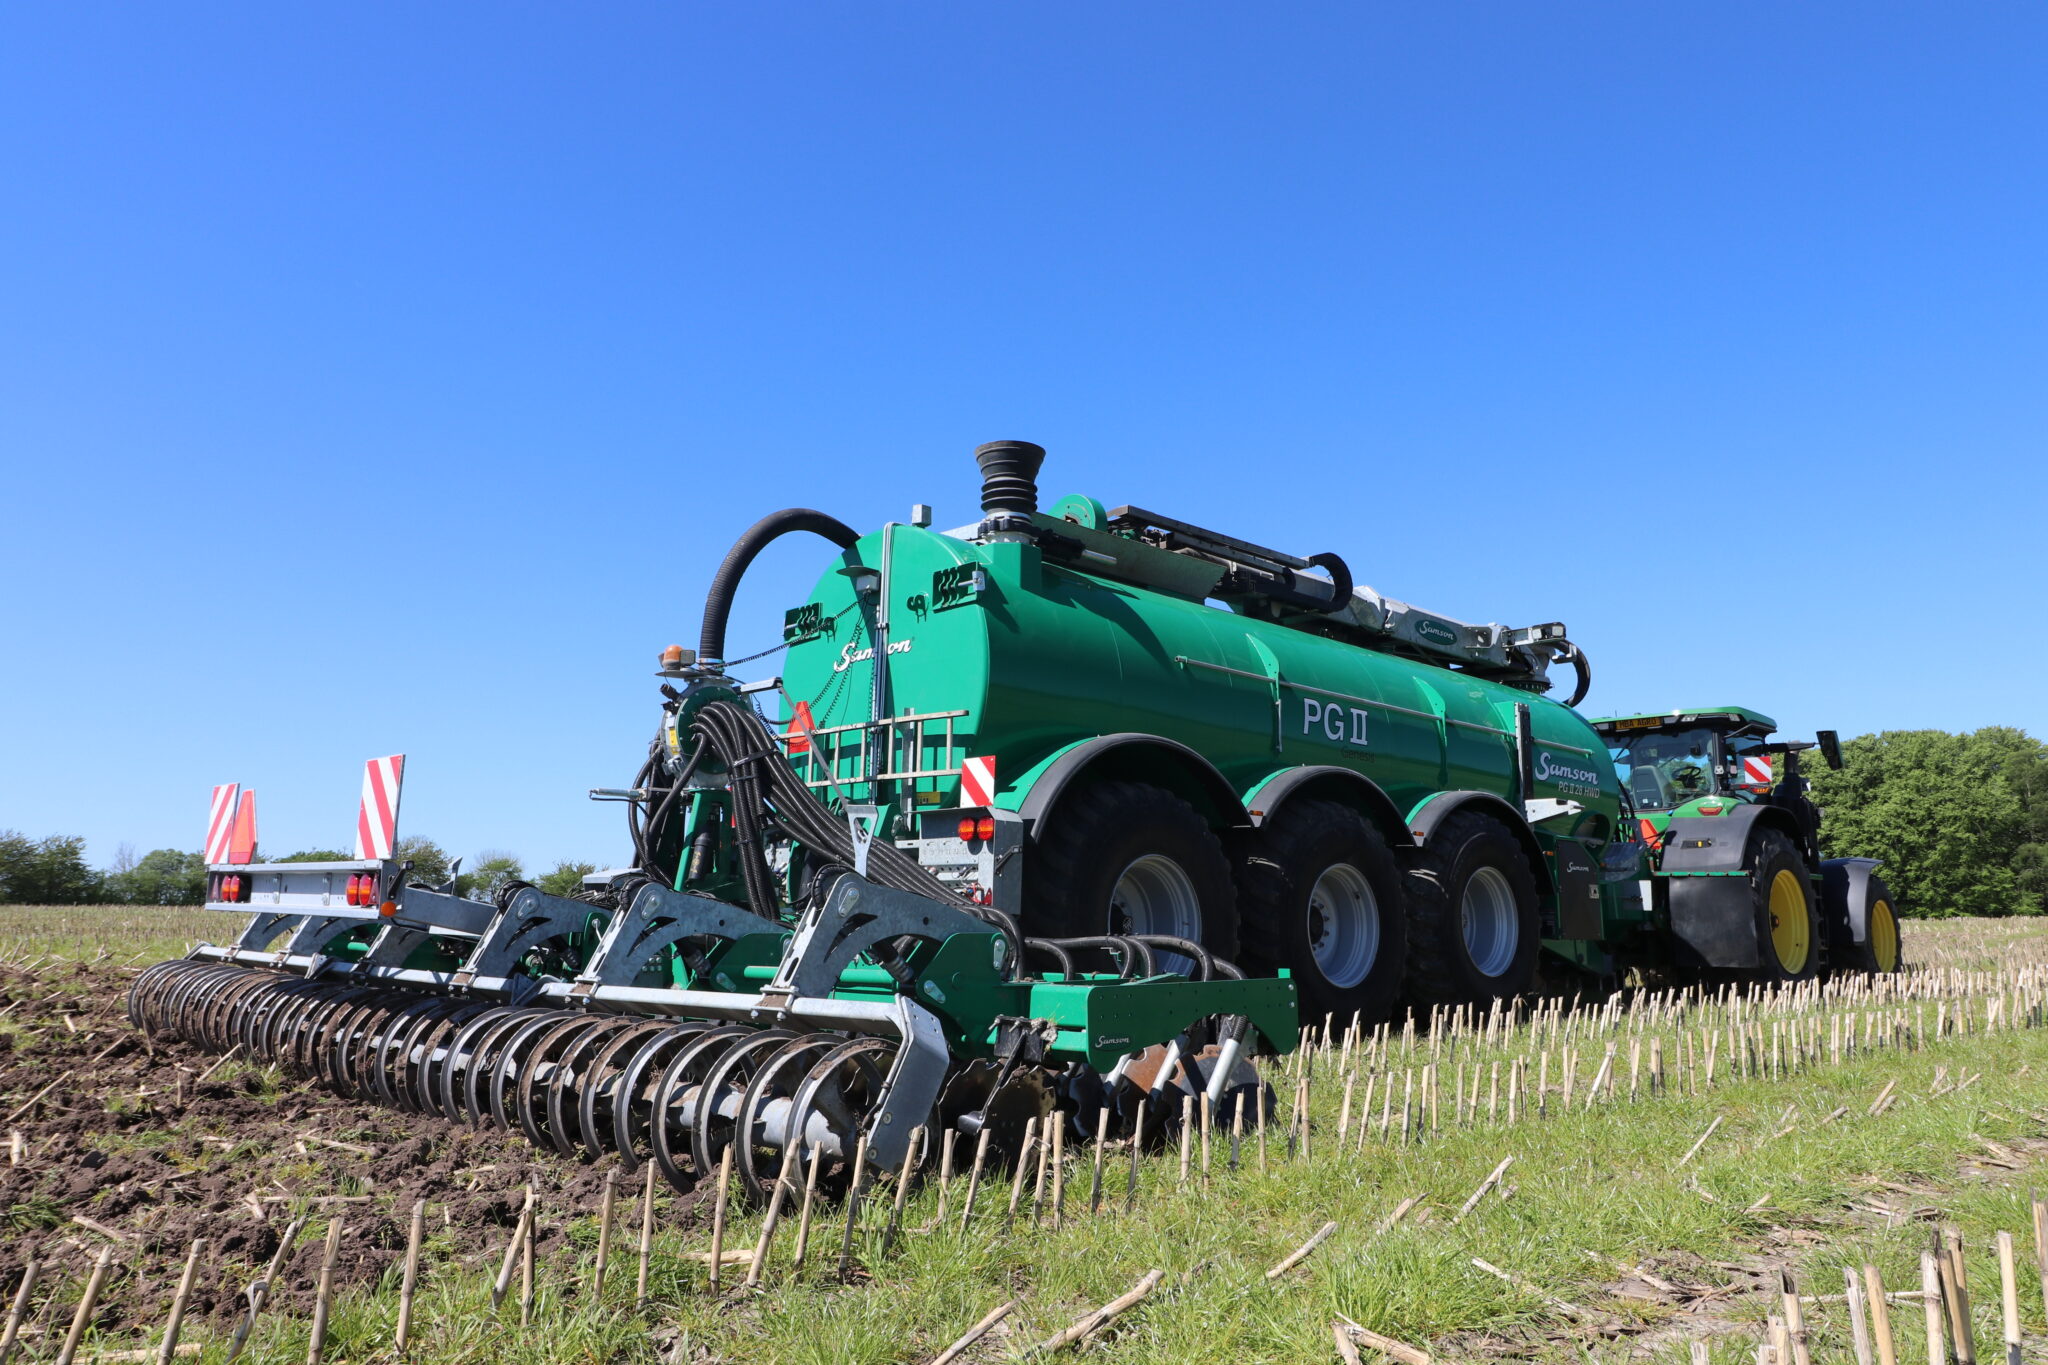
[1869,898,1900,973]
[1767,869,1810,974]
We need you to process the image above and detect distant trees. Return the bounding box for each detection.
[464,851,526,901]
[106,849,207,905]
[1805,727,2048,918]
[0,832,103,903]
[0,829,599,907]
[391,836,454,888]
[538,860,599,897]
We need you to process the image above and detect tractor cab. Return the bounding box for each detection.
[1591,707,1785,821]
[1591,706,1843,850]
[1587,707,1882,981]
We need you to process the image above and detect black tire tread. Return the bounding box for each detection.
[1026,779,1241,961]
[1236,799,1404,1022]
[1401,807,1540,1006]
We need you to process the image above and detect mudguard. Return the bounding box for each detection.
[1820,857,1885,951]
[1404,790,1548,892]
[1657,805,1802,970]
[1242,764,1412,846]
[1017,733,1249,838]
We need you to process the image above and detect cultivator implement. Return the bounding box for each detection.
[132,699,1296,1198]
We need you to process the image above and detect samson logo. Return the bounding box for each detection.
[833,638,914,672]
[1413,618,1459,647]
[1535,750,1603,796]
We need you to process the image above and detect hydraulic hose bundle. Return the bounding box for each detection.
[676,701,1241,983]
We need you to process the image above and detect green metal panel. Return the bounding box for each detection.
[1024,974,1301,1069]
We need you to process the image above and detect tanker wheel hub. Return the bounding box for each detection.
[1109,854,1203,973]
[1460,865,1519,979]
[1305,862,1380,989]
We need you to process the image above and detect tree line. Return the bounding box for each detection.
[1804,726,2046,918]
[0,831,599,906]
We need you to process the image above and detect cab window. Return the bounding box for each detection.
[1606,727,1719,812]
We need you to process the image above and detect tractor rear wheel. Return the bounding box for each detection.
[1237,800,1408,1029]
[1402,809,1540,1005]
[1749,830,1820,982]
[1838,873,1903,974]
[1026,779,1241,973]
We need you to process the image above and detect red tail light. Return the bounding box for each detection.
[346,874,363,906]
[975,817,996,842]
[957,817,977,841]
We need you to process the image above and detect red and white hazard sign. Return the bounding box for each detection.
[354,755,407,860]
[784,701,818,755]
[1741,755,1774,788]
[959,755,997,809]
[205,784,240,865]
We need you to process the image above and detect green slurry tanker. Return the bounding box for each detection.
[132,440,1897,1197]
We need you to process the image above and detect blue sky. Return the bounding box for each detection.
[4,4,2044,873]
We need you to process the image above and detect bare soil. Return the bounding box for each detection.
[0,958,703,1333]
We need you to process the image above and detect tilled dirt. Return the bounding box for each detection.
[0,958,708,1333]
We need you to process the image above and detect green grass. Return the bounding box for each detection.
[172,1020,2048,1365]
[0,902,218,964]
[6,912,2048,1362]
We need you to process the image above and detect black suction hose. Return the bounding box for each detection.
[1560,643,1592,708]
[698,509,861,664]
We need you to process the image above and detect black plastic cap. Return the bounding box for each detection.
[973,440,1046,516]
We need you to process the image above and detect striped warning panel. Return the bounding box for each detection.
[354,755,407,860]
[205,784,240,865]
[959,755,996,809]
[1741,755,1774,788]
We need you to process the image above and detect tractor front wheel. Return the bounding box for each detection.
[1838,873,1904,975]
[1749,830,1820,983]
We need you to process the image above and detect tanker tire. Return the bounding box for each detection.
[1749,830,1820,983]
[1402,809,1540,1006]
[1027,780,1240,967]
[1236,800,1407,1030]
